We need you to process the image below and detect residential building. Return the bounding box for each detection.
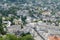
[3,21,11,27]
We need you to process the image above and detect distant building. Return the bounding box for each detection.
[42,11,51,16]
[8,14,14,17]
[17,10,29,16]
[3,21,11,27]
[7,25,21,34]
[26,16,32,23]
[51,23,55,26]
[13,18,22,25]
[55,11,60,17]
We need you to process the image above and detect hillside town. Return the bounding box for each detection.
[0,0,60,40]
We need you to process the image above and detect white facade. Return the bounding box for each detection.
[26,16,32,23]
[3,21,11,27]
[7,21,11,27]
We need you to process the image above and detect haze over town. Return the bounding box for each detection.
[0,0,60,40]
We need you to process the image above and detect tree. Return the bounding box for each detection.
[8,6,19,16]
[0,34,18,40]
[19,34,34,40]
[0,16,7,35]
[0,34,34,40]
[21,16,27,25]
[18,33,34,40]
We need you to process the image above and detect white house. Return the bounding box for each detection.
[3,21,11,27]
[26,16,32,23]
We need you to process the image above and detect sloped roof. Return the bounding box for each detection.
[42,11,51,15]
[48,35,60,40]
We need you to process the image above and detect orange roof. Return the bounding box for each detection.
[48,35,60,40]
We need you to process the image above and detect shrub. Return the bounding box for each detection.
[0,34,34,40]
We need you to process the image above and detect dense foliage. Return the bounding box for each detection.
[0,16,7,35]
[0,34,34,40]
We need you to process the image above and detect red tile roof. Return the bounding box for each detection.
[48,35,60,40]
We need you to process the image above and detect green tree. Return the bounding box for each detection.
[21,16,27,25]
[0,34,18,40]
[8,6,19,16]
[0,16,7,35]
[0,34,34,40]
[18,34,34,40]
